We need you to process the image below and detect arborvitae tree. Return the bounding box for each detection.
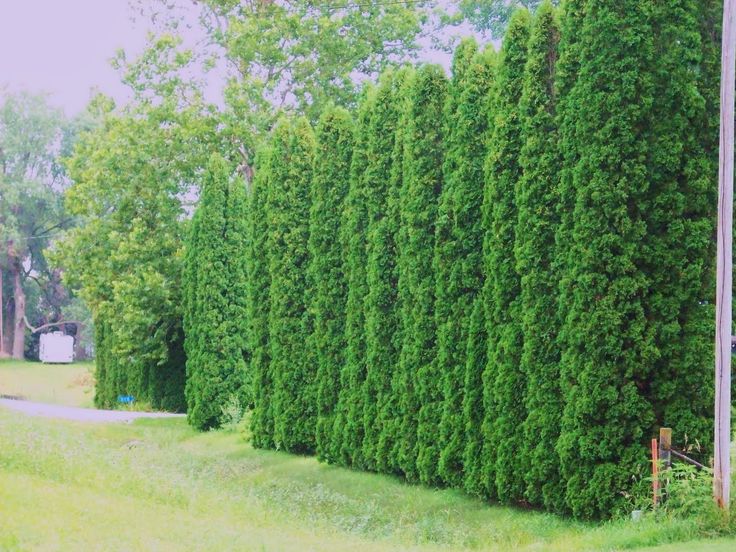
[391,72,423,481]
[644,0,714,463]
[225,173,250,405]
[552,0,586,514]
[310,106,355,462]
[268,117,316,453]
[462,296,488,496]
[148,325,187,412]
[362,69,406,472]
[556,0,656,518]
[183,153,247,430]
[516,1,563,511]
[481,8,530,503]
[331,88,374,467]
[398,64,447,487]
[436,40,496,488]
[93,317,113,408]
[373,68,414,475]
[249,147,275,449]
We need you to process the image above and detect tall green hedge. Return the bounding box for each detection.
[482,9,530,503]
[516,1,563,511]
[391,72,422,480]
[310,106,355,462]
[374,68,414,475]
[238,1,720,519]
[362,70,407,472]
[643,0,714,463]
[555,0,657,518]
[398,64,448,487]
[331,88,374,468]
[183,153,248,430]
[249,147,275,449]
[268,118,316,454]
[436,40,495,489]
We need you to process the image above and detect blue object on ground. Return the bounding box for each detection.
[117,395,135,404]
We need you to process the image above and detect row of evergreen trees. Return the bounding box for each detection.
[94,317,186,413]
[179,0,721,518]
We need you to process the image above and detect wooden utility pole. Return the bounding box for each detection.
[715,0,735,510]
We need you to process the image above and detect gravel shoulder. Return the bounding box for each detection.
[0,397,185,423]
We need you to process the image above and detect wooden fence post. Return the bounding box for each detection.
[652,438,659,508]
[659,427,672,469]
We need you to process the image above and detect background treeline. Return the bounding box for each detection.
[105,0,722,519]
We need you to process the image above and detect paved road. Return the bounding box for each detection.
[0,398,185,423]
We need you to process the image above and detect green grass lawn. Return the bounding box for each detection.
[0,359,94,407]
[1,361,734,551]
[0,407,733,552]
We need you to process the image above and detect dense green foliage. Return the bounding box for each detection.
[436,40,495,489]
[554,0,711,518]
[643,0,715,466]
[267,118,316,454]
[310,107,355,462]
[239,0,720,518]
[556,0,656,518]
[331,90,374,468]
[63,0,724,522]
[248,147,275,449]
[362,70,408,472]
[399,64,448,487]
[183,154,248,430]
[60,37,226,412]
[481,9,530,503]
[516,1,563,511]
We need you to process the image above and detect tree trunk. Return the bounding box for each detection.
[0,268,7,358]
[11,261,25,360]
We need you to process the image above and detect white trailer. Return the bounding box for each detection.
[39,332,75,364]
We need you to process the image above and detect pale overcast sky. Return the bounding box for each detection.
[0,0,152,115]
[0,0,467,117]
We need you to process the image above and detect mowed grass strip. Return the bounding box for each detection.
[0,360,95,408]
[1,408,735,551]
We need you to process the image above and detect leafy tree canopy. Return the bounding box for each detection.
[0,91,82,359]
[453,1,559,38]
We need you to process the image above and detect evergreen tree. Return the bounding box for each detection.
[643,0,714,463]
[225,172,250,405]
[310,106,355,462]
[398,64,448,487]
[556,0,656,518]
[249,147,275,449]
[552,0,586,513]
[391,72,424,481]
[481,8,530,503]
[373,68,414,474]
[331,89,374,468]
[462,296,488,496]
[149,325,187,412]
[183,153,247,430]
[436,40,496,488]
[93,317,113,408]
[268,118,316,453]
[362,69,406,471]
[516,1,563,511]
